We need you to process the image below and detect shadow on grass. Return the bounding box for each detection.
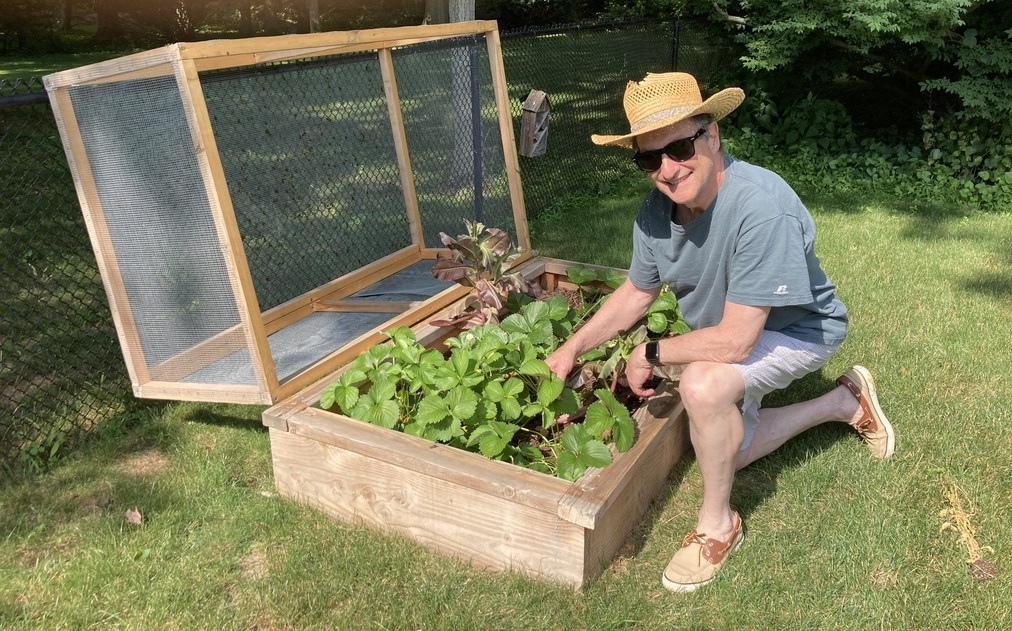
[180,404,268,433]
[732,370,852,518]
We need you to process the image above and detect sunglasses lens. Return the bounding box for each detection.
[634,152,663,172]
[631,129,704,172]
[667,139,694,161]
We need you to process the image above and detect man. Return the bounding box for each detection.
[545,72,895,593]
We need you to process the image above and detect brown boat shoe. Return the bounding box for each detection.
[837,365,896,459]
[662,511,744,593]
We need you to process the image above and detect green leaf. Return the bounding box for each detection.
[583,400,614,437]
[565,265,599,285]
[499,397,522,421]
[577,440,613,468]
[548,387,580,415]
[386,326,417,349]
[545,295,571,320]
[600,268,625,289]
[561,423,589,454]
[446,386,478,422]
[519,358,551,378]
[483,381,505,402]
[536,378,564,405]
[416,395,450,426]
[556,450,586,481]
[351,396,399,429]
[613,413,636,453]
[646,312,668,333]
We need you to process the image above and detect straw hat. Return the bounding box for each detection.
[591,72,745,148]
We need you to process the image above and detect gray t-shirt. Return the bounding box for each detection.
[628,155,847,345]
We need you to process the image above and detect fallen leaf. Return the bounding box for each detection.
[125,507,143,525]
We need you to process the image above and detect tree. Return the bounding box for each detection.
[94,0,126,44]
[704,0,1012,127]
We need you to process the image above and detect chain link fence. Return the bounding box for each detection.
[0,77,152,480]
[0,17,733,480]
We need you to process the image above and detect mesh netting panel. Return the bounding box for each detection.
[68,76,249,380]
[201,54,412,312]
[393,36,517,247]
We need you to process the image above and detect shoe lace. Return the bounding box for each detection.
[681,530,706,548]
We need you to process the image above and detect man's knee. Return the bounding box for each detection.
[678,362,744,412]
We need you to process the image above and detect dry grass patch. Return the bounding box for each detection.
[114,450,170,477]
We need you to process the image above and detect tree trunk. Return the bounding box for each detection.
[262,0,283,34]
[424,0,449,25]
[238,1,253,37]
[94,0,125,44]
[308,0,320,33]
[63,0,75,32]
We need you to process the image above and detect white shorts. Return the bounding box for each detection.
[731,330,841,450]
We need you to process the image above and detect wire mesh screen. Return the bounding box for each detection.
[66,76,252,383]
[202,54,412,312]
[393,36,516,247]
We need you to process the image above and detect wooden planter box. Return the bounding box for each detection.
[262,258,689,587]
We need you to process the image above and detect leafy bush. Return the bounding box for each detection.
[723,90,1012,212]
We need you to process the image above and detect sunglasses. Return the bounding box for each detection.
[631,127,708,172]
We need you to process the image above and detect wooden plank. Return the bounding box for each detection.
[135,381,271,405]
[485,28,531,254]
[191,35,478,73]
[379,47,425,250]
[289,408,570,513]
[271,427,589,586]
[146,324,247,382]
[47,88,151,387]
[311,300,419,314]
[177,21,498,64]
[43,45,178,88]
[260,247,421,334]
[175,58,280,397]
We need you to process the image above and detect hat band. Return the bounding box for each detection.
[629,104,698,134]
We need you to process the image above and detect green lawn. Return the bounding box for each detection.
[0,52,129,82]
[2,178,1010,629]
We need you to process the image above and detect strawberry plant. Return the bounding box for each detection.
[320,260,688,481]
[429,220,537,329]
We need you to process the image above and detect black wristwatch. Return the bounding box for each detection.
[644,341,663,366]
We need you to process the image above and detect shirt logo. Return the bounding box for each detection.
[773,285,789,295]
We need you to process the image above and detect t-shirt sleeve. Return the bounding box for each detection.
[628,203,662,290]
[726,214,815,307]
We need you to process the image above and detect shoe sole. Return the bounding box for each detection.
[852,365,896,458]
[660,528,744,593]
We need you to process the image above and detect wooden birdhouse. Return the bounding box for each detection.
[519,89,550,157]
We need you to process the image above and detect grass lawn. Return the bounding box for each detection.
[2,175,1009,629]
[0,52,130,82]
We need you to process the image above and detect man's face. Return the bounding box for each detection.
[637,118,721,212]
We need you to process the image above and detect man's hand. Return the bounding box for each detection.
[546,346,578,382]
[625,342,658,398]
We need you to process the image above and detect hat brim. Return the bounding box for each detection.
[591,87,745,149]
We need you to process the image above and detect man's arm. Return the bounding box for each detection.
[546,278,660,380]
[625,301,770,397]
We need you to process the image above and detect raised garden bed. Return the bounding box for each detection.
[263,257,688,587]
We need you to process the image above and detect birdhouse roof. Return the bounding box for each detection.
[522,89,550,112]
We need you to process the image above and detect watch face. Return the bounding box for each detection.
[646,341,660,365]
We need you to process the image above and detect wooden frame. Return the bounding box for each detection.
[44,21,529,405]
[263,258,690,587]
